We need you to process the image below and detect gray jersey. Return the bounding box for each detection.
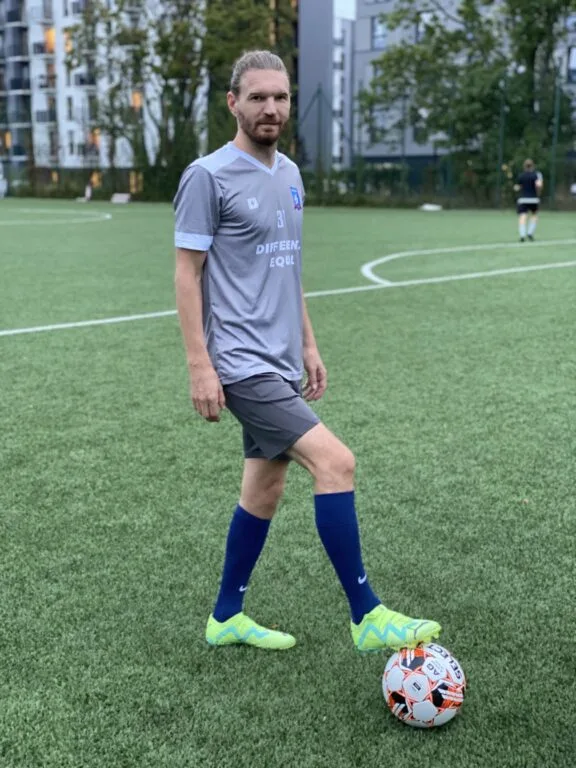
[174,142,305,385]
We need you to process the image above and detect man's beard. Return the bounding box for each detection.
[236,111,286,147]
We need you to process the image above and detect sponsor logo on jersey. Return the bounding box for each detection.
[290,186,302,210]
[256,239,300,255]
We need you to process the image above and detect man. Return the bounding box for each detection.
[514,159,543,242]
[174,50,441,653]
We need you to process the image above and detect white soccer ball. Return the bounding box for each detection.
[382,643,466,728]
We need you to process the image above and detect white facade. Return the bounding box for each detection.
[0,0,101,173]
[0,0,168,177]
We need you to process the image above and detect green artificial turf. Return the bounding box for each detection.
[1,199,575,767]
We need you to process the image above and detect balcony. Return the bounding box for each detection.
[37,74,57,90]
[35,108,57,123]
[6,7,26,25]
[7,45,30,59]
[74,73,97,87]
[78,142,100,158]
[75,106,97,123]
[9,78,31,91]
[11,144,29,157]
[29,3,54,24]
[32,42,55,56]
[8,110,32,124]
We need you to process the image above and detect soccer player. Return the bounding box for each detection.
[514,159,543,242]
[173,50,441,653]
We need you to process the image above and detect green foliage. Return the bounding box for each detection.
[361,0,576,200]
[66,0,298,195]
[205,0,298,154]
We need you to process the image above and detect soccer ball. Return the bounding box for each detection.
[382,643,466,728]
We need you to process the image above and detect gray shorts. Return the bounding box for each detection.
[223,373,320,460]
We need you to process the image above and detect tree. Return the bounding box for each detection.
[67,0,299,198]
[361,0,576,201]
[204,0,298,155]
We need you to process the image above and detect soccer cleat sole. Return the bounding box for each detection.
[354,626,442,654]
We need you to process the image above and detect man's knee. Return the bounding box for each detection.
[315,443,356,486]
[241,466,287,518]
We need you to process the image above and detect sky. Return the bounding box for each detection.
[334,0,356,21]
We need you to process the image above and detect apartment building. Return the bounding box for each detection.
[0,0,105,180]
[297,0,355,170]
[353,0,576,165]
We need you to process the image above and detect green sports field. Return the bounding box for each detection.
[1,198,576,768]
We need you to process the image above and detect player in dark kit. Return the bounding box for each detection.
[514,159,543,242]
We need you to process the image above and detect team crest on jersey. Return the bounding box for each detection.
[290,186,302,210]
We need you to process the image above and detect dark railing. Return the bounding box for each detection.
[35,109,57,123]
[7,45,29,58]
[8,107,32,123]
[6,8,24,23]
[9,78,31,90]
[78,143,100,157]
[30,2,54,22]
[38,74,57,89]
[74,73,97,87]
[8,110,32,123]
[32,42,54,55]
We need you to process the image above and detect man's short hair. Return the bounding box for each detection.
[524,158,535,171]
[230,50,289,96]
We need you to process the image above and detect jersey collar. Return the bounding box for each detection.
[227,142,280,176]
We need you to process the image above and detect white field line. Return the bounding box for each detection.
[1,239,576,338]
[361,238,576,285]
[0,208,112,226]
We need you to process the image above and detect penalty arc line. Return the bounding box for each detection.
[2,240,576,338]
[361,237,576,285]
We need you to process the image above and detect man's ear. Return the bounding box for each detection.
[226,91,237,117]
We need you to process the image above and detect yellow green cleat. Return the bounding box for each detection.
[206,612,296,650]
[351,604,441,653]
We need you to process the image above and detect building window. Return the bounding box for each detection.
[68,130,74,155]
[67,96,73,120]
[371,17,386,50]
[63,0,69,16]
[568,47,576,84]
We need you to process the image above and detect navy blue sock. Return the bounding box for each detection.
[314,491,380,624]
[213,505,271,622]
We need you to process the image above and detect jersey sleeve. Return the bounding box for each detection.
[173,164,221,251]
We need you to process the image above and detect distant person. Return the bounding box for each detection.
[173,50,442,653]
[514,159,543,242]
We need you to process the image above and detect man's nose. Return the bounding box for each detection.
[263,97,278,114]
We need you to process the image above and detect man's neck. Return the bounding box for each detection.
[232,134,277,169]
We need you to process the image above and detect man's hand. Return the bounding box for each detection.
[302,346,327,401]
[189,363,226,422]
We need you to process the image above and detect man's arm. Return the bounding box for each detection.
[175,247,225,421]
[536,172,544,193]
[301,291,327,401]
[302,292,318,352]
